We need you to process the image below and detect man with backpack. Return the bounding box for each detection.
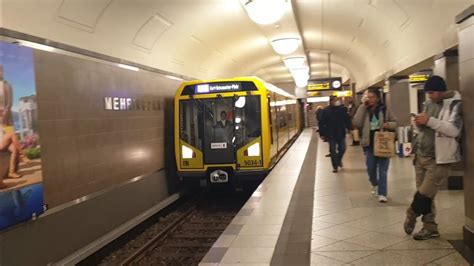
[404,75,463,240]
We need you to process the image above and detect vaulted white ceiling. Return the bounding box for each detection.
[1,0,471,91]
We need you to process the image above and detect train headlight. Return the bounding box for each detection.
[246,142,260,157]
[181,145,194,159]
[235,97,246,108]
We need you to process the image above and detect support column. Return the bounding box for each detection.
[387,77,410,126]
[456,5,474,250]
[433,50,460,91]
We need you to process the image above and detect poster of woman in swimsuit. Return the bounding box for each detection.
[0,40,44,231]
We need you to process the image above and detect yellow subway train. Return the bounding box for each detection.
[174,77,302,186]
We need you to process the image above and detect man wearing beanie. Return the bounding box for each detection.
[404,75,463,240]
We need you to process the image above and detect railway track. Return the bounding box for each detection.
[94,186,256,266]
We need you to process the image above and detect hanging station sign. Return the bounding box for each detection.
[307,77,343,91]
[409,74,430,83]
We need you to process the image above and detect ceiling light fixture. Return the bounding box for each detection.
[283,57,306,69]
[290,67,309,78]
[244,0,287,25]
[118,64,139,72]
[307,96,330,103]
[165,75,183,81]
[17,40,56,52]
[291,66,309,87]
[295,78,308,88]
[271,38,300,55]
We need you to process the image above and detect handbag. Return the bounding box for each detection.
[374,130,396,158]
[373,105,395,158]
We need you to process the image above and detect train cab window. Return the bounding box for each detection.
[233,96,261,150]
[201,98,235,164]
[179,100,203,150]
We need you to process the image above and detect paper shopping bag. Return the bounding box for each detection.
[374,131,395,158]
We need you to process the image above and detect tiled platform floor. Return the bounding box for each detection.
[200,129,469,265]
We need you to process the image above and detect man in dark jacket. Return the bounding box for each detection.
[320,96,353,172]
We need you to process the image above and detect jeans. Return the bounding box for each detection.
[364,147,390,196]
[328,138,346,170]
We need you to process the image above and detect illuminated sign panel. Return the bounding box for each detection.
[307,77,343,91]
[195,82,241,94]
[333,91,353,97]
[409,74,430,83]
[308,83,330,91]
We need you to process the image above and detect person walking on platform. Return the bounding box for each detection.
[315,105,323,132]
[319,96,352,173]
[404,75,463,240]
[318,104,331,158]
[353,88,397,202]
[346,99,360,146]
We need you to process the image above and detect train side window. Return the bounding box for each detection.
[268,96,273,144]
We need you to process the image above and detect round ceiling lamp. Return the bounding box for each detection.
[244,0,287,25]
[283,57,305,69]
[291,66,309,87]
[271,38,300,55]
[290,67,309,78]
[295,78,308,88]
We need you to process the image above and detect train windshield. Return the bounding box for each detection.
[233,95,261,150]
[179,95,261,164]
[179,100,204,151]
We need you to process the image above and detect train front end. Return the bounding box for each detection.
[174,77,271,187]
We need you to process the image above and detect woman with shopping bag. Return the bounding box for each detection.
[353,88,398,202]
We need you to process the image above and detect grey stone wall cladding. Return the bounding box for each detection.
[34,50,178,208]
[458,14,474,242]
[388,80,411,126]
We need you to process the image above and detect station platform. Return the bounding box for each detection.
[200,129,468,265]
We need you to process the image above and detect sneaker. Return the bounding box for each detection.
[371,186,377,196]
[404,217,416,235]
[332,169,338,173]
[413,228,440,240]
[378,195,388,202]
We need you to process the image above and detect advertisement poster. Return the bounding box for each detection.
[0,40,44,230]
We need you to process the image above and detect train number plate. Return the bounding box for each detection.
[211,142,227,149]
[209,170,228,183]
